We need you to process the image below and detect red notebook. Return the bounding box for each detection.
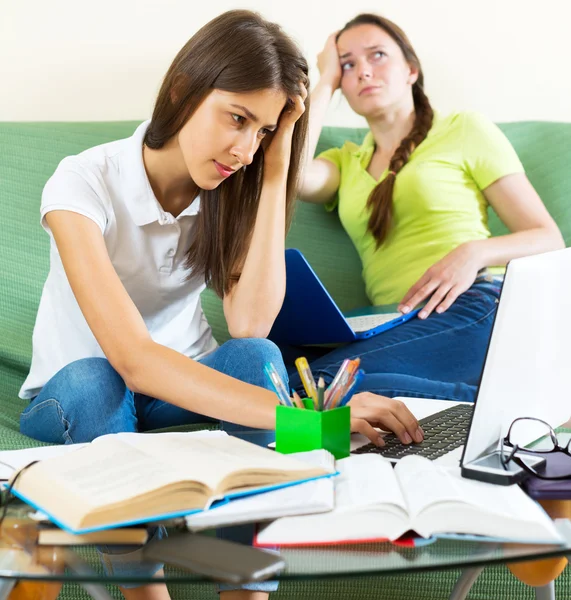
[253,529,434,549]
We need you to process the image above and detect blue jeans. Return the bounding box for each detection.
[287,279,502,403]
[20,338,285,593]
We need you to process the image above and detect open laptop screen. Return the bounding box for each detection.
[460,248,571,468]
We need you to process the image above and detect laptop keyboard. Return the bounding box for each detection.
[352,403,474,460]
[345,313,402,333]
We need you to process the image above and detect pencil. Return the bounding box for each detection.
[317,377,325,412]
[291,389,305,409]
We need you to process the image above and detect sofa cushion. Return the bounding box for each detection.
[0,123,141,446]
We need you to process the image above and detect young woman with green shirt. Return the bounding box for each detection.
[293,13,564,406]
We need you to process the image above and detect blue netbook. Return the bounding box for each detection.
[268,249,420,345]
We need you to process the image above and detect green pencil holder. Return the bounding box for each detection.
[275,400,351,459]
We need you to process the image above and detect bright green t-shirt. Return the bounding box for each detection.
[318,111,524,305]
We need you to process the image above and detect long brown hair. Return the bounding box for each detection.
[337,14,433,248]
[144,10,309,297]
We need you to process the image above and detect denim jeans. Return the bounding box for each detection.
[286,279,502,403]
[20,338,286,593]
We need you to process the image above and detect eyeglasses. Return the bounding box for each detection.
[501,417,571,480]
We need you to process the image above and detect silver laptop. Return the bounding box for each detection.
[353,248,571,474]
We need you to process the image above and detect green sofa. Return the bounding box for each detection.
[1,120,570,599]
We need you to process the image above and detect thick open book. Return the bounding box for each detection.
[255,454,563,546]
[185,449,335,531]
[9,432,333,534]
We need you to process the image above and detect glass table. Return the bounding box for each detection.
[0,506,570,600]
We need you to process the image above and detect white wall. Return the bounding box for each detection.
[1,0,569,124]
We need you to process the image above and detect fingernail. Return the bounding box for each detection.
[414,428,424,443]
[376,435,385,447]
[403,432,413,444]
[436,307,443,314]
[419,311,427,319]
[401,306,410,314]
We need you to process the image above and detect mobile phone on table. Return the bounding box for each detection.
[143,533,285,584]
[461,450,546,485]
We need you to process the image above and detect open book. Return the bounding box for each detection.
[185,449,335,531]
[8,432,333,534]
[255,454,563,546]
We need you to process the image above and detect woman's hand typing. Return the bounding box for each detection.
[349,392,424,446]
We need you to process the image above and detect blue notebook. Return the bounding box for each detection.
[269,249,420,345]
[6,433,336,534]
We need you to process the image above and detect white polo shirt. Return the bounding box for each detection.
[19,121,218,400]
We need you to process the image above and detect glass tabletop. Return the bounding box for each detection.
[1,506,571,586]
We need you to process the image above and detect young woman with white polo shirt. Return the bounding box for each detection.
[18,9,310,447]
[17,10,422,600]
[19,13,421,451]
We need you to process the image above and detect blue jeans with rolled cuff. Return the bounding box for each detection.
[286,278,503,404]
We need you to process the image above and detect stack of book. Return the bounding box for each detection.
[2,431,566,548]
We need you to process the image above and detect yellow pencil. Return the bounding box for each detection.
[294,357,318,402]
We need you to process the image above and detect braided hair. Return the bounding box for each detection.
[337,15,434,247]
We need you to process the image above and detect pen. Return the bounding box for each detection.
[294,357,318,402]
[328,359,360,410]
[326,359,358,409]
[317,377,325,411]
[325,359,351,407]
[264,363,293,407]
[338,368,364,407]
[337,359,360,404]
